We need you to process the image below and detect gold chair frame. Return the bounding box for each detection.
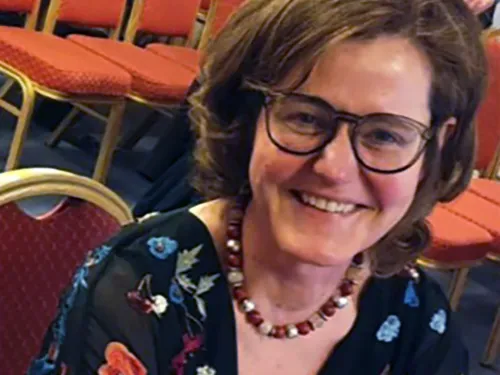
[0,167,134,224]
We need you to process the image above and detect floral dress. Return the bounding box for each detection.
[28,209,468,375]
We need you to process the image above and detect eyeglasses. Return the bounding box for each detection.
[260,89,436,174]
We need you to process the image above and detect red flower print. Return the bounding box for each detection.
[98,342,147,375]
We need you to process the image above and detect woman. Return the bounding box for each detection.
[29,0,486,374]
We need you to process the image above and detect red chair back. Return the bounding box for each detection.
[475,32,500,175]
[0,0,37,12]
[200,0,211,11]
[136,0,201,37]
[46,0,128,31]
[0,168,133,375]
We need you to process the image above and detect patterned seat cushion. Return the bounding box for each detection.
[146,44,201,74]
[444,190,500,237]
[69,35,197,102]
[0,27,131,96]
[0,199,122,375]
[468,178,500,206]
[424,206,494,264]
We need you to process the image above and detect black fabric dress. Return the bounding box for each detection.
[28,209,468,375]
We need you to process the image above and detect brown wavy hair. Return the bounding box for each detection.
[189,0,487,277]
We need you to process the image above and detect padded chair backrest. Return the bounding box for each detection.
[476,31,500,177]
[0,168,133,375]
[199,0,244,50]
[43,0,128,34]
[200,0,212,11]
[0,0,37,12]
[0,0,41,29]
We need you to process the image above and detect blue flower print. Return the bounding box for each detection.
[376,315,401,343]
[147,237,178,260]
[404,280,420,308]
[429,309,447,334]
[169,283,184,304]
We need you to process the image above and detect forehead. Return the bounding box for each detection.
[297,36,433,123]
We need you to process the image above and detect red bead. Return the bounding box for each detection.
[321,305,336,317]
[247,311,264,326]
[340,280,354,296]
[227,253,242,268]
[297,321,312,335]
[322,299,336,309]
[227,224,241,238]
[232,287,247,302]
[272,326,287,338]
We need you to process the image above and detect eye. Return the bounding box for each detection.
[369,129,402,144]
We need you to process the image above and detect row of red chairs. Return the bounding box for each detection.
[0,0,244,183]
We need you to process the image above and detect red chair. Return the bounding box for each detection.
[66,0,198,105]
[0,168,134,375]
[419,30,500,311]
[0,0,133,183]
[146,0,245,73]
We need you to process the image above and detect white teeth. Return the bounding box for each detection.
[299,192,356,214]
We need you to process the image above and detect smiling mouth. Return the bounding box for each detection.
[291,190,366,214]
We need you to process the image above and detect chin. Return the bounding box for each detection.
[273,226,361,267]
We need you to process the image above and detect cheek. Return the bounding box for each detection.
[369,163,423,210]
[249,115,304,190]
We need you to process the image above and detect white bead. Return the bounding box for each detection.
[334,296,348,309]
[241,299,256,313]
[227,239,241,252]
[258,321,273,336]
[309,313,326,329]
[286,324,299,338]
[227,271,244,285]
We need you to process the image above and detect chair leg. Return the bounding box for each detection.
[481,305,500,367]
[5,85,36,171]
[45,107,83,148]
[119,110,160,150]
[92,102,126,183]
[448,267,469,311]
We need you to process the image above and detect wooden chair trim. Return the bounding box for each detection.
[0,168,134,225]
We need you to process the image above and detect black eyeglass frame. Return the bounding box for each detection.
[261,90,438,174]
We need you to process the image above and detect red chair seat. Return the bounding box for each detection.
[69,35,196,102]
[444,190,500,237]
[423,206,494,264]
[0,27,131,96]
[468,178,500,206]
[146,44,201,74]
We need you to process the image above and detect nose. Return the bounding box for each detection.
[312,123,359,182]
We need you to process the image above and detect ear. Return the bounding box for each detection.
[436,117,457,149]
[419,117,457,181]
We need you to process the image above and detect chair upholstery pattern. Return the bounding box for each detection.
[0,26,131,96]
[425,206,494,264]
[69,35,196,101]
[146,44,201,74]
[140,0,201,37]
[58,0,126,29]
[0,200,123,375]
[468,178,500,207]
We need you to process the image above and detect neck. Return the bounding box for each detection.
[240,200,352,324]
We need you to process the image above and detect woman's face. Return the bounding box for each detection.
[248,36,437,266]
